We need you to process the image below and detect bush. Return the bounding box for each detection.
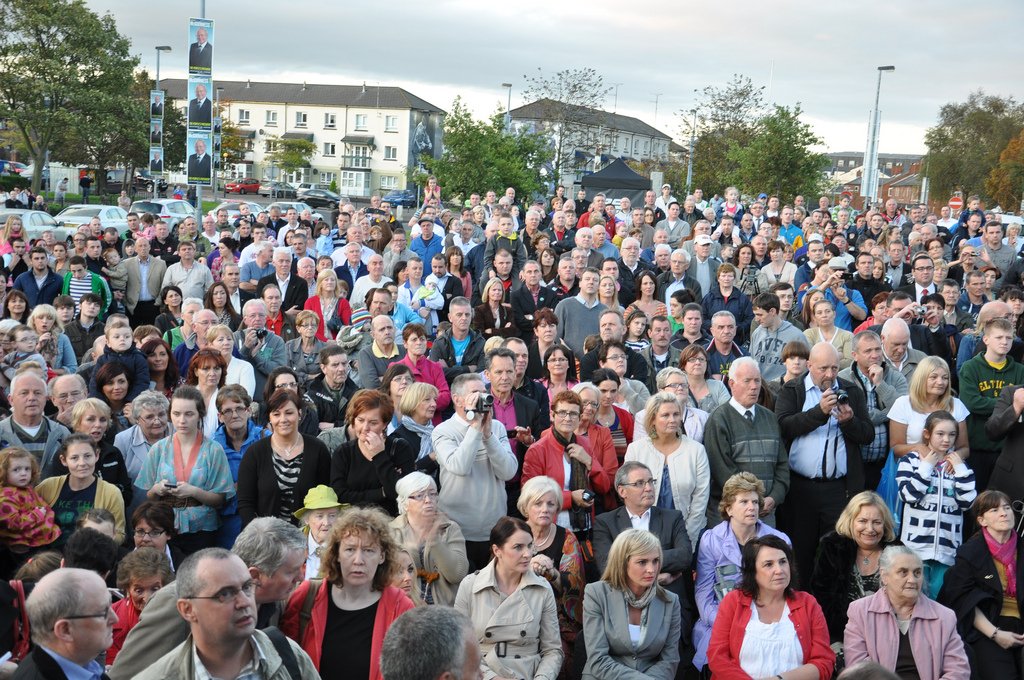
[329,179,338,193]
[0,176,30,191]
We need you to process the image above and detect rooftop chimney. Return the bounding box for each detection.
[362,82,366,93]
[246,79,251,88]
[302,82,306,91]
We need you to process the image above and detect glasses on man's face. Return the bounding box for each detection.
[184,580,256,604]
[54,390,84,402]
[553,410,580,420]
[134,528,166,539]
[913,266,934,272]
[621,478,657,490]
[220,406,248,417]
[63,606,114,622]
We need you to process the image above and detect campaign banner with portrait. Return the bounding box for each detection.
[187,18,214,75]
[149,120,163,146]
[186,131,213,186]
[150,90,165,119]
[186,76,213,131]
[149,148,165,174]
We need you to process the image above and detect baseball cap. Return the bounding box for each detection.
[828,257,847,269]
[695,235,713,246]
[757,193,768,200]
[418,217,434,225]
[807,234,824,243]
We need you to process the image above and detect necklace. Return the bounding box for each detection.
[273,434,302,459]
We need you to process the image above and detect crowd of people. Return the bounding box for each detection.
[0,183,1021,680]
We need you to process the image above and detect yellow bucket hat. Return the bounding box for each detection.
[293,485,344,521]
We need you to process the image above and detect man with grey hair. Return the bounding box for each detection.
[240,240,274,292]
[48,372,88,429]
[174,308,217,375]
[381,607,482,680]
[879,316,926,382]
[350,252,391,305]
[656,248,701,306]
[432,372,517,571]
[572,227,603,269]
[110,518,307,679]
[234,299,287,395]
[19,568,116,679]
[0,372,69,478]
[133,548,317,680]
[258,246,306,318]
[704,356,789,527]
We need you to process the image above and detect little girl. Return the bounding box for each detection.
[896,410,977,597]
[0,447,60,553]
[624,310,650,353]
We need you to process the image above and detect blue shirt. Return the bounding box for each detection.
[40,646,105,680]
[451,335,470,365]
[823,287,866,331]
[213,420,270,517]
[410,234,443,262]
[240,260,274,284]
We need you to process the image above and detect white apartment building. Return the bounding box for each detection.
[163,79,444,196]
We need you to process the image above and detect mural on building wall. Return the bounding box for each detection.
[408,110,442,173]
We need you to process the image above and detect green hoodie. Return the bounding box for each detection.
[959,352,1024,452]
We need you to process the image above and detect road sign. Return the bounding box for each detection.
[948,196,964,212]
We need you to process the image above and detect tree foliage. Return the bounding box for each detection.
[267,137,316,175]
[520,67,611,185]
[678,74,765,195]
[418,97,547,203]
[727,104,828,202]
[923,90,1024,201]
[0,0,140,193]
[985,129,1024,212]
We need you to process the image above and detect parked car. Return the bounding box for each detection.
[105,169,168,194]
[0,209,73,243]
[206,200,267,222]
[294,182,319,195]
[0,161,28,176]
[258,181,297,199]
[382,189,417,208]
[129,199,196,230]
[299,188,341,210]
[225,177,261,195]
[267,201,325,223]
[56,204,129,231]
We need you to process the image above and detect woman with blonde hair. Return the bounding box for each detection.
[888,355,969,460]
[803,299,853,369]
[27,304,76,374]
[598,275,622,312]
[205,324,255,393]
[583,528,682,679]
[70,397,132,502]
[303,268,351,342]
[391,382,440,481]
[473,277,517,339]
[286,310,326,389]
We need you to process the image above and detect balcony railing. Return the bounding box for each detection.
[340,155,371,169]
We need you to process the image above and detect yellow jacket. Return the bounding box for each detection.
[36,475,126,543]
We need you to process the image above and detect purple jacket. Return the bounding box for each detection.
[691,519,790,669]
[844,588,970,680]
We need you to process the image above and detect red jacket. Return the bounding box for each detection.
[280,580,414,679]
[522,431,613,513]
[303,295,352,341]
[396,354,451,424]
[106,596,141,665]
[707,589,834,680]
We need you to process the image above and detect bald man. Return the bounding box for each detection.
[775,342,873,582]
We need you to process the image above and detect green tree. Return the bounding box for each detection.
[727,104,828,202]
[678,74,765,196]
[923,91,1024,200]
[418,97,547,202]
[0,0,140,193]
[985,129,1024,212]
[267,137,315,175]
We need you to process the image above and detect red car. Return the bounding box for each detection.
[226,178,261,194]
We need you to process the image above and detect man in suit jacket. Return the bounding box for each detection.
[188,84,212,126]
[424,253,464,319]
[188,27,212,70]
[333,242,369,297]
[594,461,693,605]
[257,247,307,318]
[149,151,163,173]
[19,567,116,680]
[124,237,168,326]
[510,260,557,343]
[150,125,162,144]
[150,97,163,117]
[187,139,212,179]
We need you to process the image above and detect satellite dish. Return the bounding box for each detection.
[258,129,264,136]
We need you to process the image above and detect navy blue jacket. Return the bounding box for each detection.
[12,269,62,306]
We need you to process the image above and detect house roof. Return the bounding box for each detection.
[510,98,672,140]
[161,79,445,113]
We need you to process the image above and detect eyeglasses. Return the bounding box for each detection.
[54,390,85,401]
[275,381,298,390]
[63,606,114,621]
[620,478,657,490]
[913,266,934,272]
[134,528,166,539]
[553,410,580,420]
[408,490,438,502]
[184,580,256,604]
[663,382,687,391]
[687,357,708,364]
[546,357,568,364]
[581,400,599,409]
[605,354,627,361]
[220,406,248,417]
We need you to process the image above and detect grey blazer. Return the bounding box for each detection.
[593,506,692,579]
[582,581,681,680]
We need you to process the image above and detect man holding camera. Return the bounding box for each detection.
[776,341,874,582]
[235,299,287,396]
[433,372,518,571]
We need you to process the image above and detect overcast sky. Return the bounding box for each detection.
[88,0,1022,155]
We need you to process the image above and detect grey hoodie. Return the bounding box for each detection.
[750,320,808,382]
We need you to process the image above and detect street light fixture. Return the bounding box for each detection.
[501,83,513,132]
[861,65,895,208]
[154,46,172,87]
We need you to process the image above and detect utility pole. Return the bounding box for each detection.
[861,65,895,208]
[612,83,623,113]
[685,109,697,195]
[154,45,171,199]
[652,93,662,125]
[501,83,513,132]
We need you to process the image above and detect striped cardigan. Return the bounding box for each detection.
[896,452,976,566]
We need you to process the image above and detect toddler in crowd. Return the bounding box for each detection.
[102,247,128,310]
[2,326,48,382]
[0,447,60,553]
[896,409,977,597]
[88,321,151,402]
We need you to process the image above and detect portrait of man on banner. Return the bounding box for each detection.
[150,90,164,118]
[187,77,213,130]
[187,133,213,186]
[188,18,214,75]
[149,148,164,173]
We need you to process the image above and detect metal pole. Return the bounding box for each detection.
[213,87,220,201]
[154,48,161,200]
[864,66,895,207]
[501,83,512,132]
[685,109,696,195]
[195,0,206,222]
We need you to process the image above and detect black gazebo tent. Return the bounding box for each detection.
[579,159,650,205]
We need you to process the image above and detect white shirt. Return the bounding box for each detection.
[627,506,652,532]
[728,397,756,421]
[788,374,848,480]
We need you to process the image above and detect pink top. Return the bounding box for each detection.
[396,353,451,424]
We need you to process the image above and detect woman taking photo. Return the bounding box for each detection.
[255,366,320,437]
[734,243,763,297]
[473,278,517,339]
[237,389,331,527]
[293,484,343,579]
[93,361,133,434]
[455,516,563,680]
[940,490,1024,678]
[527,309,577,382]
[845,545,970,680]
[888,355,969,460]
[140,338,179,399]
[517,476,586,668]
[693,473,790,671]
[810,491,901,644]
[445,246,472,302]
[281,506,414,679]
[28,305,76,374]
[391,382,440,482]
[184,348,226,437]
[758,239,797,289]
[592,368,635,465]
[680,344,730,413]
[583,529,682,680]
[331,389,415,517]
[541,344,578,405]
[135,385,235,554]
[708,535,835,680]
[154,285,184,336]
[625,391,710,546]
[286,311,326,389]
[803,299,854,369]
[202,281,240,331]
[624,270,667,321]
[396,324,450,423]
[389,471,468,606]
[303,269,351,342]
[206,324,255,394]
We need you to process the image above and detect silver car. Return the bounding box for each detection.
[0,209,73,243]
[267,201,325,223]
[55,204,129,232]
[206,200,267,222]
[129,199,196,230]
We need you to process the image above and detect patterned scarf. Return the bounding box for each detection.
[400,415,434,461]
[552,429,590,532]
[983,526,1018,598]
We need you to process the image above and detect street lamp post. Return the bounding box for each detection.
[685,109,697,195]
[154,46,171,199]
[862,65,895,208]
[501,83,512,132]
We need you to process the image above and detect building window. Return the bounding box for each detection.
[323,143,336,157]
[385,115,398,131]
[324,113,336,129]
[341,171,362,189]
[244,139,254,151]
[355,114,368,131]
[238,109,250,125]
[384,146,397,161]
[380,175,398,189]
[633,140,639,154]
[265,111,278,126]
[643,140,649,153]
[295,111,307,128]
[265,140,278,153]
[319,171,336,185]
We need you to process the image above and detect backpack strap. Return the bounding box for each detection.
[262,626,299,680]
[297,578,322,644]
[10,580,30,662]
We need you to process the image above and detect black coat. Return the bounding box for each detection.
[988,385,1024,503]
[330,435,415,516]
[256,273,307,315]
[12,645,109,680]
[236,435,331,527]
[578,341,650,387]
[525,340,577,382]
[510,284,558,342]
